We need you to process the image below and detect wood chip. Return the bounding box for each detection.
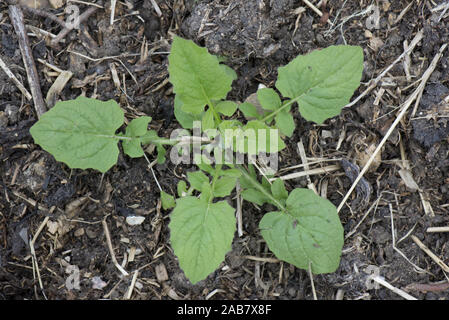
[48,0,64,9]
[74,228,85,237]
[45,70,73,108]
[155,263,169,282]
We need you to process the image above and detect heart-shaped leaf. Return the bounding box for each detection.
[30,96,124,173]
[260,188,344,274]
[168,36,233,114]
[169,197,236,283]
[276,46,363,124]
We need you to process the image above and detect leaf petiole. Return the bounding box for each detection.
[260,97,300,123]
[236,164,286,212]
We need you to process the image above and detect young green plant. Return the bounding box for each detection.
[29,36,364,284]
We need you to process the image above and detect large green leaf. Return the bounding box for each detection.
[276,46,363,124]
[168,36,233,114]
[169,197,236,284]
[173,96,203,129]
[29,96,124,173]
[260,188,344,274]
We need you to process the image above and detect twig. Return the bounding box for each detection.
[0,55,32,100]
[269,164,340,182]
[389,204,428,274]
[345,196,379,239]
[20,5,67,28]
[337,42,447,213]
[242,255,280,263]
[149,0,162,17]
[142,153,162,192]
[125,270,139,299]
[102,216,129,277]
[427,226,449,233]
[31,216,50,246]
[297,139,317,194]
[9,4,47,117]
[405,281,449,293]
[30,238,47,300]
[301,0,331,25]
[51,4,99,46]
[68,0,104,8]
[394,1,414,25]
[308,261,317,300]
[344,30,424,109]
[110,0,117,25]
[411,235,449,273]
[235,180,243,237]
[372,276,417,300]
[67,50,139,84]
[29,215,50,300]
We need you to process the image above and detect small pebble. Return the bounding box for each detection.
[5,105,19,125]
[126,215,145,226]
[74,228,85,237]
[91,276,108,290]
[85,227,98,239]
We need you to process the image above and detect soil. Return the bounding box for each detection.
[1,0,449,300]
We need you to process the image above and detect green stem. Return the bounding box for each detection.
[209,164,222,203]
[260,97,300,123]
[207,98,222,126]
[236,164,286,211]
[140,136,177,146]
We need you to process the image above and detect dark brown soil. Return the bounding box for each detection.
[1,0,449,300]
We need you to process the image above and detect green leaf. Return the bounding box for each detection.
[140,130,167,163]
[275,111,295,137]
[220,64,238,81]
[194,157,216,175]
[29,96,124,173]
[200,181,213,202]
[122,116,152,158]
[241,188,270,206]
[161,191,175,210]
[177,180,187,197]
[173,96,202,129]
[220,169,242,178]
[271,178,288,201]
[155,144,167,164]
[259,188,344,274]
[214,176,237,197]
[238,164,258,190]
[168,36,233,114]
[125,116,152,137]
[257,88,281,111]
[169,197,236,283]
[202,108,215,131]
[216,101,237,117]
[276,45,364,124]
[241,120,286,154]
[238,102,261,120]
[220,120,285,155]
[187,171,209,191]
